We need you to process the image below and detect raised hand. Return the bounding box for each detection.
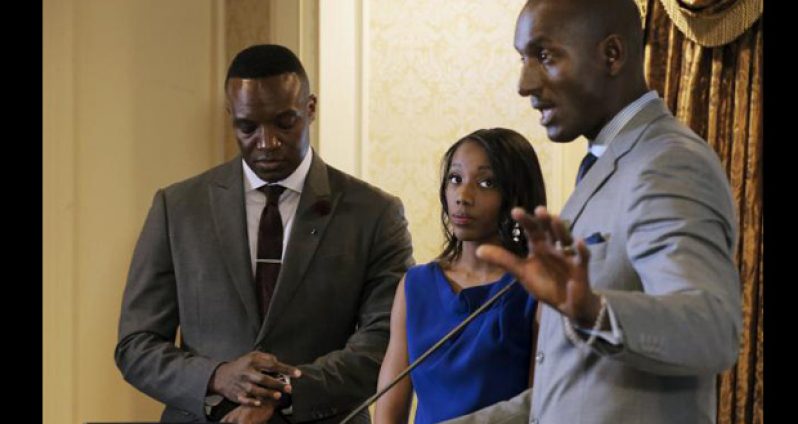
[477,206,602,327]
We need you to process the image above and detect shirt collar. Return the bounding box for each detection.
[588,90,659,157]
[242,147,313,194]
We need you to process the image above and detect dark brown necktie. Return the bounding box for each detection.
[255,184,286,320]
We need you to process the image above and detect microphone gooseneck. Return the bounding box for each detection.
[339,279,519,424]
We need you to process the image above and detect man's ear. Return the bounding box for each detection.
[306,94,318,123]
[601,34,625,76]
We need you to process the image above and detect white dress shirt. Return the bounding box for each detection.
[242,148,313,277]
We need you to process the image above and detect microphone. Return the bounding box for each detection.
[339,279,519,424]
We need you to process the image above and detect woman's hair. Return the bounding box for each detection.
[437,128,547,263]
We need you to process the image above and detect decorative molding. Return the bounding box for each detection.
[318,0,361,176]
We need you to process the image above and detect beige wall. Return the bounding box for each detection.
[317,0,587,264]
[43,0,225,422]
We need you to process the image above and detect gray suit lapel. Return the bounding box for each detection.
[257,152,341,342]
[561,99,671,229]
[208,158,262,335]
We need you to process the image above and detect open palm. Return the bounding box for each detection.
[477,206,601,326]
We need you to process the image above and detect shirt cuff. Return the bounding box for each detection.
[204,394,224,417]
[574,299,624,345]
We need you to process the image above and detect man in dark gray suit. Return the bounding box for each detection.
[444,0,741,423]
[115,44,413,424]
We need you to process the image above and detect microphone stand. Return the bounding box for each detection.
[339,279,519,424]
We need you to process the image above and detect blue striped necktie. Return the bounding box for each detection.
[576,152,598,185]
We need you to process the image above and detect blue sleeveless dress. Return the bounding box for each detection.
[404,262,536,424]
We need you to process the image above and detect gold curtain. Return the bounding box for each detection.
[641,1,763,423]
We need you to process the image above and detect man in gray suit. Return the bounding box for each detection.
[115,45,413,423]
[444,0,741,423]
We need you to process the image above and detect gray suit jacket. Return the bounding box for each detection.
[115,152,414,423]
[444,99,741,424]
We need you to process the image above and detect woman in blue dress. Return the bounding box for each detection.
[375,128,547,424]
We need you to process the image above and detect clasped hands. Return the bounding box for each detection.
[210,351,301,423]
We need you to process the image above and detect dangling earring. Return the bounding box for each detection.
[512,221,522,244]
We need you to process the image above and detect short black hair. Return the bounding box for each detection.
[438,128,547,262]
[225,44,309,90]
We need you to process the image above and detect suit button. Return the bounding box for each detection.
[535,352,544,364]
[530,418,539,424]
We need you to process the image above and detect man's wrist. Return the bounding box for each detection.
[207,361,228,396]
[574,294,605,328]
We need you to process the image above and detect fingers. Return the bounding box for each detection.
[236,392,268,407]
[249,372,292,394]
[512,207,574,253]
[221,352,301,406]
[550,215,574,248]
[221,406,243,423]
[251,352,302,378]
[476,245,524,276]
[239,370,293,404]
[235,374,286,406]
[222,404,274,424]
[575,240,590,261]
[511,207,546,245]
[270,362,302,379]
[573,240,590,279]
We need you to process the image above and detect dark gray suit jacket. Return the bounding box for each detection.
[444,98,741,424]
[115,152,414,423]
